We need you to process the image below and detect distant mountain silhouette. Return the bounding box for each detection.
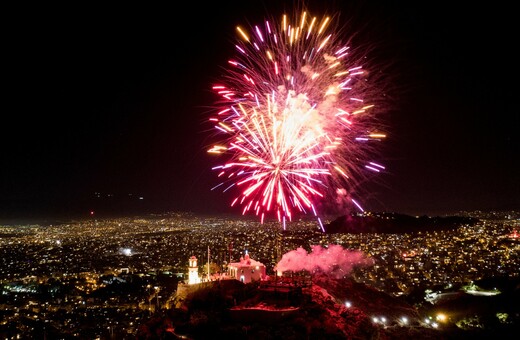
[324,212,479,234]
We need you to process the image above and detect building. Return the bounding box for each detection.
[188,256,200,284]
[227,251,266,284]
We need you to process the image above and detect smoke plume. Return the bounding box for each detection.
[275,244,373,279]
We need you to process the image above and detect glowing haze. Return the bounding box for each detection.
[208,8,386,230]
[275,244,373,279]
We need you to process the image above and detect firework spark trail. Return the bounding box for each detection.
[208,9,386,230]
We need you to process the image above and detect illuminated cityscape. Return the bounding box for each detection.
[1,210,518,338]
[2,0,518,339]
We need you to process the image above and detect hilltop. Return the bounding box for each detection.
[137,274,446,339]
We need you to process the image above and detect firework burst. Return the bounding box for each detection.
[207,9,386,230]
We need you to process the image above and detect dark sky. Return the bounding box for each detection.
[2,1,518,221]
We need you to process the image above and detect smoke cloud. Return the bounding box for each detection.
[274,244,373,279]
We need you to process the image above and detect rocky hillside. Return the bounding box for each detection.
[136,274,446,339]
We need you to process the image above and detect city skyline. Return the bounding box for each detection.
[0,211,518,338]
[2,0,518,221]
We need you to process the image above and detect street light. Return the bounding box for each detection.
[154,286,160,310]
[146,285,152,313]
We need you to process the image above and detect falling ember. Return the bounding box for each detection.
[207,7,386,229]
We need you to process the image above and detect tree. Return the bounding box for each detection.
[204,262,221,278]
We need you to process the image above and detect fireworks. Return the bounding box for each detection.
[208,9,386,230]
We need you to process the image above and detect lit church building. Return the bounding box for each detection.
[227,251,266,284]
[185,251,266,285]
[175,252,266,309]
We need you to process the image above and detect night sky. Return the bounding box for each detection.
[2,1,518,221]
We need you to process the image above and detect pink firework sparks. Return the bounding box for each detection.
[207,9,386,230]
